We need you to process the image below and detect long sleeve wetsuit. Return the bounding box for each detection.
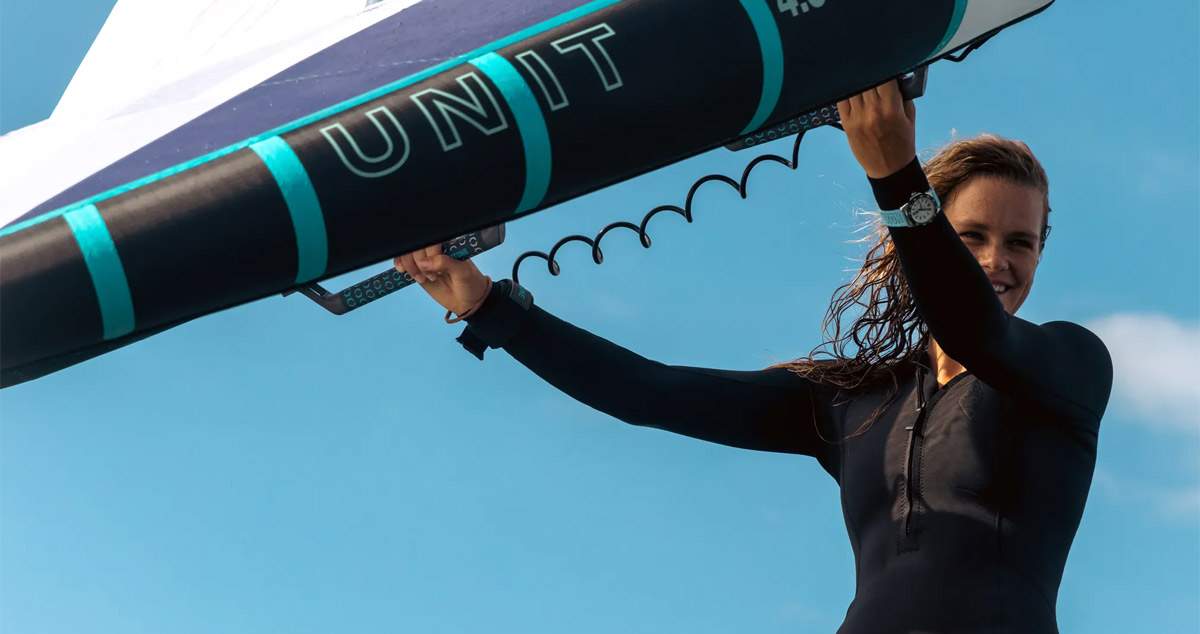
[461,159,1113,633]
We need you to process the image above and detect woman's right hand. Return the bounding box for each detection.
[394,244,491,316]
[837,79,917,180]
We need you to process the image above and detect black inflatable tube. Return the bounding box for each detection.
[0,0,1054,387]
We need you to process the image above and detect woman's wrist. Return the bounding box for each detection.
[445,277,493,323]
[454,280,535,359]
[867,157,930,210]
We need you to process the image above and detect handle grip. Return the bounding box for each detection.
[725,65,929,151]
[285,224,506,315]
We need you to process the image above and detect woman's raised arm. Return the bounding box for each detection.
[838,81,1113,428]
[395,247,833,459]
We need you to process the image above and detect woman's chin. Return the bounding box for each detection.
[996,291,1020,315]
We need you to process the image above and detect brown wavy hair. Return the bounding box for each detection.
[775,133,1052,438]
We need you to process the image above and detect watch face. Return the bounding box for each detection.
[909,195,938,224]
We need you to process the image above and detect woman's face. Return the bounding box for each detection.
[941,176,1045,315]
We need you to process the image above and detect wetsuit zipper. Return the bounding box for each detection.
[903,369,970,537]
[903,371,928,536]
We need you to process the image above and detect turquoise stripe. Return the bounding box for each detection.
[737,0,784,135]
[250,136,328,283]
[63,205,135,340]
[924,0,968,61]
[2,0,627,239]
[471,52,552,215]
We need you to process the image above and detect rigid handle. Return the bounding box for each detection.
[285,224,506,315]
[725,65,929,151]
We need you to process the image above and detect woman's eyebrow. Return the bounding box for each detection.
[959,221,1038,241]
[1008,231,1040,241]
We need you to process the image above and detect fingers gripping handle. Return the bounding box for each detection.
[725,66,928,151]
[285,224,506,315]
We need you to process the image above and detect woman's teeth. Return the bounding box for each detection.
[993,284,1010,294]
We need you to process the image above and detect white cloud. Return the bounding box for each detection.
[1157,487,1200,519]
[581,289,641,321]
[1093,468,1200,522]
[1136,148,1200,199]
[777,600,831,624]
[1087,313,1200,433]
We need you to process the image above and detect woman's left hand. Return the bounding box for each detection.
[838,80,917,180]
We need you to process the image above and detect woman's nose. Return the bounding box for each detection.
[976,243,1009,272]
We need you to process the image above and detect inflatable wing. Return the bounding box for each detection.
[0,0,1054,387]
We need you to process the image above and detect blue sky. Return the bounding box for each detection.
[2,1,1198,633]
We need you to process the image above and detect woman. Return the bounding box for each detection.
[394,81,1113,633]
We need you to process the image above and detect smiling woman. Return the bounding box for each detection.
[395,81,1114,633]
[779,132,1056,405]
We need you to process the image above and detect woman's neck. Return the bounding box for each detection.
[926,338,966,387]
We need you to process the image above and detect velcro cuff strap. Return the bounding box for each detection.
[458,279,533,358]
[455,327,489,361]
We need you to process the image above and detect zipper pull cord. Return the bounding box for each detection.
[915,367,927,416]
[903,368,928,535]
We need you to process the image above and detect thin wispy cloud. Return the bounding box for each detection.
[1088,313,1200,434]
[1135,147,1200,199]
[584,290,641,321]
[777,600,832,625]
[1093,468,1200,522]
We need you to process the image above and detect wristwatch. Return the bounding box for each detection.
[880,187,941,228]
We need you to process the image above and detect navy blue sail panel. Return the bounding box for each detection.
[14,0,596,225]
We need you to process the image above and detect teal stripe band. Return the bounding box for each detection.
[925,0,968,61]
[471,52,552,215]
[63,204,135,340]
[738,0,785,135]
[250,137,328,283]
[2,0,626,239]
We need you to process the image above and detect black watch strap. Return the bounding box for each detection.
[457,279,533,359]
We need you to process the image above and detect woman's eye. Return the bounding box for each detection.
[1010,239,1034,249]
[960,232,982,240]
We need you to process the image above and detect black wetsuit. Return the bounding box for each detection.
[462,159,1113,633]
